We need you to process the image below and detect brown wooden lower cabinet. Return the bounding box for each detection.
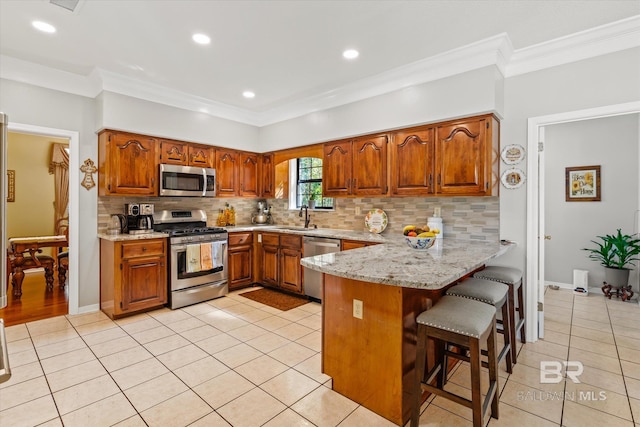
[341,240,381,251]
[100,238,167,319]
[259,232,303,294]
[322,274,445,426]
[228,232,254,291]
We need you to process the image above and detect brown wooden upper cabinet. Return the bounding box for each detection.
[390,127,435,196]
[389,114,499,197]
[98,130,159,196]
[159,139,188,165]
[323,135,388,197]
[216,148,239,197]
[215,149,260,197]
[239,152,259,197]
[188,144,215,168]
[260,153,275,198]
[435,115,499,196]
[160,140,215,168]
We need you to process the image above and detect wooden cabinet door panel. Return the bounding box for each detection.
[108,133,158,195]
[216,149,239,197]
[121,257,166,313]
[436,119,486,195]
[189,144,215,168]
[352,135,388,196]
[160,140,188,166]
[391,128,435,196]
[261,245,279,287]
[323,141,352,196]
[239,152,259,197]
[280,248,302,294]
[228,246,253,290]
[261,153,275,198]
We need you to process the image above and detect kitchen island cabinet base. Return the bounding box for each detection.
[322,274,450,426]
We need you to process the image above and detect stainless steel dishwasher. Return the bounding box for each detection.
[303,236,341,301]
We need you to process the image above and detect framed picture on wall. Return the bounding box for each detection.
[565,165,601,202]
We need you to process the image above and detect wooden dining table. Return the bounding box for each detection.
[7,235,68,298]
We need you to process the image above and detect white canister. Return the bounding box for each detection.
[427,216,443,239]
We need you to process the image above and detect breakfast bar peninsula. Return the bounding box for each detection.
[300,238,513,426]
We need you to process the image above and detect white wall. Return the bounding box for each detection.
[497,47,640,272]
[544,114,639,289]
[0,78,99,308]
[98,92,259,151]
[259,66,504,150]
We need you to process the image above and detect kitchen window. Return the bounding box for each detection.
[289,157,334,209]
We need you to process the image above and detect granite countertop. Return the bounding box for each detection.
[300,238,514,290]
[97,231,170,241]
[225,225,388,244]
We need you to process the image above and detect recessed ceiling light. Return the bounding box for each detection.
[243,91,255,99]
[343,49,359,59]
[192,33,211,45]
[32,21,56,34]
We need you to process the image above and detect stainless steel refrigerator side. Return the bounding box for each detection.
[0,112,7,309]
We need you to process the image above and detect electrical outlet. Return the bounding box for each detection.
[258,234,262,243]
[434,206,441,217]
[353,299,363,319]
[355,206,361,215]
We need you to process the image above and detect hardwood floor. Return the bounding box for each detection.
[1,271,68,326]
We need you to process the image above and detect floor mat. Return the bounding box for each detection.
[239,288,309,311]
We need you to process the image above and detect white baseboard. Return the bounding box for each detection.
[545,281,573,290]
[77,304,99,314]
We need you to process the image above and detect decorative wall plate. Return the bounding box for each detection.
[364,209,388,233]
[501,144,525,165]
[501,168,526,189]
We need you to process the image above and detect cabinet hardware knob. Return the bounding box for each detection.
[142,247,147,251]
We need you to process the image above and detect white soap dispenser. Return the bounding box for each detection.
[427,207,443,239]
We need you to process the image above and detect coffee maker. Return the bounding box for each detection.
[125,203,154,234]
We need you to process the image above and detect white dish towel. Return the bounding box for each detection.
[212,242,223,269]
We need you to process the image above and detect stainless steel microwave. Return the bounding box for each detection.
[159,164,216,197]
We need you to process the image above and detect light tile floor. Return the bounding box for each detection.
[1,286,639,426]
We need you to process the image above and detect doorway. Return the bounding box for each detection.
[2,131,69,325]
[526,101,640,341]
[3,122,80,324]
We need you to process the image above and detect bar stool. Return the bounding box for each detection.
[411,295,499,427]
[446,278,513,374]
[474,266,526,353]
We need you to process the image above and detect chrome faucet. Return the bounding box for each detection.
[299,205,311,228]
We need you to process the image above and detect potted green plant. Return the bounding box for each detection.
[583,229,640,286]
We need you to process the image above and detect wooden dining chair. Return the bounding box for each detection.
[6,246,56,297]
[55,217,69,288]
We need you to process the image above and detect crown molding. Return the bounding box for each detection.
[506,15,640,77]
[255,34,513,126]
[96,69,262,126]
[0,55,101,98]
[1,15,637,127]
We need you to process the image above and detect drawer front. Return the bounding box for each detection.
[229,232,253,246]
[280,234,302,250]
[121,240,165,258]
[261,233,280,247]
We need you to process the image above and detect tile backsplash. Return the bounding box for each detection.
[98,196,499,241]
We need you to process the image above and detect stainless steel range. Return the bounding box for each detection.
[153,210,228,309]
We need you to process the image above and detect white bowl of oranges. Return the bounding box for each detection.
[403,225,439,250]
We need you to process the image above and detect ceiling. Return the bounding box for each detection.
[1,0,638,123]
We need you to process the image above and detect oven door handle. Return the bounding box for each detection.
[172,242,227,252]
